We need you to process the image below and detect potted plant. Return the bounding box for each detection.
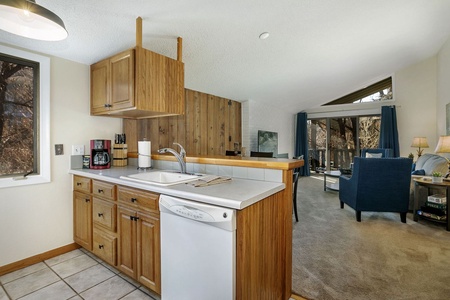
[432,171,443,183]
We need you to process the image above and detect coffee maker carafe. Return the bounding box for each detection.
[90,140,111,169]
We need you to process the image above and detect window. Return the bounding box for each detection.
[0,54,38,177]
[0,45,50,188]
[323,78,392,106]
[308,115,381,171]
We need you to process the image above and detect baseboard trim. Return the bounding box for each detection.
[291,293,309,300]
[0,243,80,276]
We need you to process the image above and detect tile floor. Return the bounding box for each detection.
[0,248,160,300]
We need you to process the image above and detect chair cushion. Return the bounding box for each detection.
[366,153,383,158]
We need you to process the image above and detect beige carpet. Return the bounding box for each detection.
[292,175,450,300]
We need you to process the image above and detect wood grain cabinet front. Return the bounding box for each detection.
[93,228,117,266]
[74,176,91,193]
[117,186,159,213]
[73,191,92,251]
[92,180,116,201]
[117,184,161,294]
[90,46,184,119]
[93,198,116,232]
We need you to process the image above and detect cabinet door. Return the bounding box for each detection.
[110,50,134,111]
[90,59,110,114]
[137,212,161,294]
[73,191,92,250]
[117,205,137,278]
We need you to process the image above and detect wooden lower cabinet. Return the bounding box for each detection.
[73,191,92,250]
[73,177,161,295]
[117,205,161,294]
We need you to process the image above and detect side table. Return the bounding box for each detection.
[324,171,341,191]
[413,178,449,231]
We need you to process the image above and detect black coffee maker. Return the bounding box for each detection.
[90,140,111,169]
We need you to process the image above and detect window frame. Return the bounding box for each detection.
[0,44,50,188]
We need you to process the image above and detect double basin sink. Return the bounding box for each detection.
[120,170,202,186]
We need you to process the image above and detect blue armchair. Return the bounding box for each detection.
[339,157,413,222]
[361,148,393,158]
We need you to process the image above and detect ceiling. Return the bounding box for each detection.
[2,0,450,113]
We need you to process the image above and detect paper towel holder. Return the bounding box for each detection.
[138,139,152,170]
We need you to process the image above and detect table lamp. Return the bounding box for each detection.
[434,135,450,178]
[411,137,429,157]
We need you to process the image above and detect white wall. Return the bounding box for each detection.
[245,99,295,157]
[394,56,438,157]
[0,54,121,267]
[437,37,450,136]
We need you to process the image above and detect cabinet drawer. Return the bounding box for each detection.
[93,198,116,232]
[92,180,116,200]
[74,176,91,193]
[93,228,117,266]
[118,186,159,212]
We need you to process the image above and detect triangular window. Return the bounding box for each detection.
[323,77,392,106]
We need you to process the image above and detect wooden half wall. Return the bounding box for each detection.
[123,89,241,156]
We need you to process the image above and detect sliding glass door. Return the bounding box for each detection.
[308,115,380,172]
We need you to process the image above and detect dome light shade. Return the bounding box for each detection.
[0,0,67,41]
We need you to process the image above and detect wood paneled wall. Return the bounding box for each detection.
[123,89,241,156]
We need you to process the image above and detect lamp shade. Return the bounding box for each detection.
[411,137,429,148]
[0,0,67,41]
[435,136,450,153]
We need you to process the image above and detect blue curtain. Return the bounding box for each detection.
[295,112,310,176]
[379,105,400,157]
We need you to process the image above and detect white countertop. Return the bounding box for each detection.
[69,167,285,210]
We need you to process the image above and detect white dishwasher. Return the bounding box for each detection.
[159,194,236,300]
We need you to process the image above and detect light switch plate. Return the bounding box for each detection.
[55,144,64,155]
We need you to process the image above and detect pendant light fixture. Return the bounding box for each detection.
[0,0,67,41]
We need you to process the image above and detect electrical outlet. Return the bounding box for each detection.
[55,144,64,155]
[72,145,85,155]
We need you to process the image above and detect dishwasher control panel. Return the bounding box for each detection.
[159,195,236,231]
[171,205,215,222]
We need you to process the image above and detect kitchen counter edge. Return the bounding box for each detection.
[69,167,285,210]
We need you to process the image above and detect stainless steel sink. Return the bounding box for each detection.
[120,171,201,186]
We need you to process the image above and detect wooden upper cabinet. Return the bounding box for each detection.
[90,46,184,119]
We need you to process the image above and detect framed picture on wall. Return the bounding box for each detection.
[258,130,278,156]
[447,103,450,135]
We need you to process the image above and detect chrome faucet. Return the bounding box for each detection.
[157,143,187,174]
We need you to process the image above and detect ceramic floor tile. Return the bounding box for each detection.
[138,286,160,300]
[44,249,84,267]
[100,262,120,274]
[118,273,141,288]
[0,262,47,284]
[80,276,135,300]
[3,268,59,300]
[121,289,154,300]
[51,254,97,278]
[68,296,82,300]
[64,264,115,293]
[18,281,75,300]
[0,286,8,300]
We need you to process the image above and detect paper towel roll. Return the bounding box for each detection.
[138,141,151,168]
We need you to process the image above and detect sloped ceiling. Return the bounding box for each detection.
[1,0,450,112]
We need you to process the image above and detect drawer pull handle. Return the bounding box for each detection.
[85,199,90,203]
[98,189,104,193]
[131,198,137,203]
[76,182,82,186]
[98,213,104,217]
[99,245,104,249]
